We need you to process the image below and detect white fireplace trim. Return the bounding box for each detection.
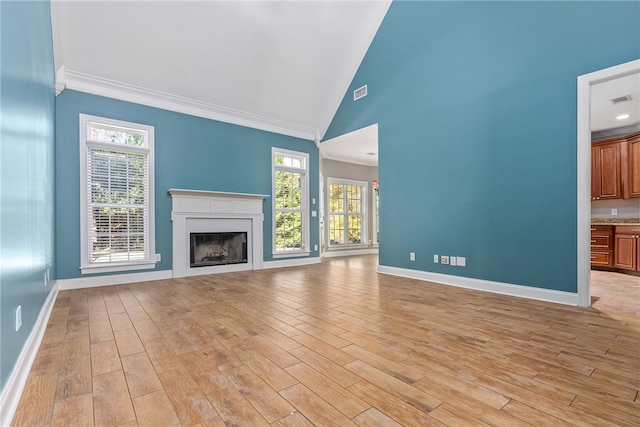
[169,189,269,278]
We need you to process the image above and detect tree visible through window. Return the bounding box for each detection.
[328,179,367,246]
[272,148,308,254]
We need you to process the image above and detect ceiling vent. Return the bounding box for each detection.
[354,85,368,101]
[609,95,632,104]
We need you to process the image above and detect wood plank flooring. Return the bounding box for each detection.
[12,255,640,426]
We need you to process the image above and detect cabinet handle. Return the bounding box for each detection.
[591,228,596,231]
[590,240,596,243]
[591,256,596,259]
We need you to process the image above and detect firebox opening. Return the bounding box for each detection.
[190,232,248,268]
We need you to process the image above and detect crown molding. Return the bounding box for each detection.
[58,69,316,141]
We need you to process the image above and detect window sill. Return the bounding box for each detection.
[328,244,369,250]
[272,250,311,259]
[80,261,158,275]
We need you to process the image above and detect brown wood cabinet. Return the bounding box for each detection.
[591,140,621,200]
[592,132,640,200]
[591,225,614,267]
[614,225,640,271]
[625,133,640,198]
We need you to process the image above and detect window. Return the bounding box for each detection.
[272,148,309,256]
[79,114,156,273]
[328,178,367,246]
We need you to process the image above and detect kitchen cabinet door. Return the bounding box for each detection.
[627,134,640,198]
[592,141,621,200]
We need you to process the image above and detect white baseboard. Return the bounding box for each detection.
[262,257,322,270]
[0,282,59,426]
[377,265,578,306]
[57,270,173,290]
[322,248,378,258]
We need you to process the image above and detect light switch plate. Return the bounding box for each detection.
[457,256,466,267]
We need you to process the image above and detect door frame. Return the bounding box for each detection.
[576,59,640,307]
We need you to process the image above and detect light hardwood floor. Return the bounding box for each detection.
[12,255,640,426]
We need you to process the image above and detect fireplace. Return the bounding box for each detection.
[190,232,247,267]
[169,189,268,278]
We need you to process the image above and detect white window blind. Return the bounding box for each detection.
[80,115,156,273]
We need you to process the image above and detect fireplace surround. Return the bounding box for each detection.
[169,189,268,278]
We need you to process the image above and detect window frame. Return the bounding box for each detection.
[79,114,157,274]
[271,147,310,257]
[327,177,368,248]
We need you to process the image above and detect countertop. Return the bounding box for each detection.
[591,218,640,225]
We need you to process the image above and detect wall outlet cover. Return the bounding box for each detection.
[441,255,449,265]
[450,256,457,266]
[457,256,466,267]
[434,254,439,263]
[410,252,416,261]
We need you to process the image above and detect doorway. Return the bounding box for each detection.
[318,123,379,258]
[577,59,640,307]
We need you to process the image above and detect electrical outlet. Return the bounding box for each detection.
[441,255,449,265]
[15,306,22,332]
[155,253,161,262]
[450,256,457,266]
[434,254,439,263]
[457,257,466,267]
[314,244,318,251]
[410,252,415,261]
[611,208,618,216]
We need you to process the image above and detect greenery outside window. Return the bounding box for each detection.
[272,148,309,256]
[79,114,156,273]
[328,178,367,246]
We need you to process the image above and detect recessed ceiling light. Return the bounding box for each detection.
[616,114,630,120]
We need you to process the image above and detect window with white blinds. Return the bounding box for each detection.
[79,114,157,274]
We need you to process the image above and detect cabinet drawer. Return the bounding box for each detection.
[590,225,613,235]
[591,251,613,267]
[615,225,640,235]
[590,235,613,249]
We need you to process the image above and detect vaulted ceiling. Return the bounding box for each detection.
[51,0,391,141]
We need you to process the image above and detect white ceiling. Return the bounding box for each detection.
[591,72,640,132]
[50,0,391,141]
[50,1,638,167]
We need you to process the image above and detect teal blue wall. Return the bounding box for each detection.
[325,1,640,292]
[55,90,320,279]
[0,0,56,390]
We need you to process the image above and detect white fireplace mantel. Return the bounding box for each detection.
[168,189,269,278]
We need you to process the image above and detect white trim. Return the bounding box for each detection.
[576,59,640,308]
[272,250,312,259]
[168,189,270,201]
[262,256,322,270]
[326,177,368,248]
[0,283,59,427]
[323,248,378,258]
[377,265,578,306]
[61,70,315,141]
[372,185,379,246]
[79,114,157,274]
[57,270,172,290]
[272,148,310,255]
